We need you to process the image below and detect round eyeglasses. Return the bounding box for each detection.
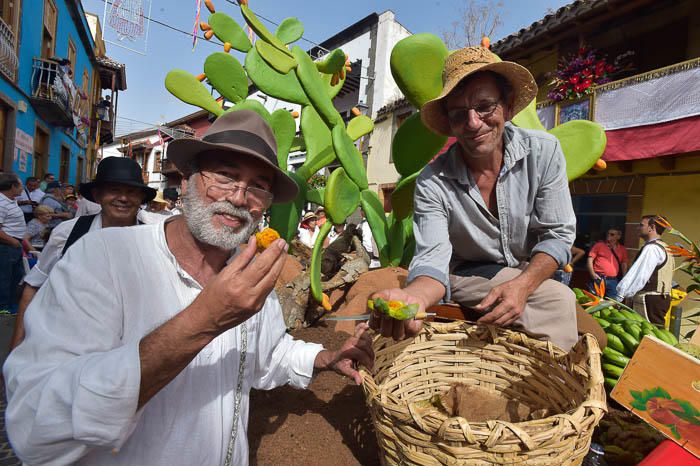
[199,171,273,208]
[447,100,500,126]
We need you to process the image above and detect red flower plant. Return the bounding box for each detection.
[547,45,633,102]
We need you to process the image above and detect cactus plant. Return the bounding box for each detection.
[165,2,607,306]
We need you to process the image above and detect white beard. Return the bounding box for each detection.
[182,180,259,250]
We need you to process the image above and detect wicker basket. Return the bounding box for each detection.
[361,322,607,465]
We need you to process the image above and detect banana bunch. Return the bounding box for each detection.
[590,306,678,390]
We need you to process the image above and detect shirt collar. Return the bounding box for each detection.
[156,218,240,289]
[435,123,525,183]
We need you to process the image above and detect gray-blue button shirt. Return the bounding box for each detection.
[407,124,576,299]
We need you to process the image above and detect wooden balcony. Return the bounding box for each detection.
[29,58,75,127]
[92,103,115,144]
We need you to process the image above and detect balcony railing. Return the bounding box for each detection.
[536,57,700,131]
[30,58,75,126]
[0,16,17,81]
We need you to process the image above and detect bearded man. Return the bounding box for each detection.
[4,110,373,466]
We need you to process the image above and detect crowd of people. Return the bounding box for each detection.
[293,206,378,266]
[0,44,681,465]
[0,160,185,315]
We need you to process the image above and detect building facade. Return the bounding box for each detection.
[365,0,700,320]
[245,10,411,172]
[0,0,124,185]
[490,0,700,294]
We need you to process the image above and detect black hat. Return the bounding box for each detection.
[79,157,157,203]
[167,110,299,204]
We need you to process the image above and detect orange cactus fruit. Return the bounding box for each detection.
[593,159,607,171]
[204,30,214,40]
[351,107,362,116]
[224,42,232,53]
[204,0,216,13]
[200,22,211,31]
[481,36,491,49]
[255,228,281,252]
[239,0,248,5]
[290,110,300,118]
[321,293,332,311]
[196,73,207,82]
[563,264,573,273]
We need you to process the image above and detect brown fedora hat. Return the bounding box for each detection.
[167,110,299,203]
[421,46,538,136]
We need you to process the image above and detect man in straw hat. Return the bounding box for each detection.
[372,46,578,351]
[9,156,157,349]
[4,110,373,466]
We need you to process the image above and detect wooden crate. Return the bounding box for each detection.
[611,335,700,458]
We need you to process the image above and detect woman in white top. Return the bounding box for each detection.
[297,212,319,248]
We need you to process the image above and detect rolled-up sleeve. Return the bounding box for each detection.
[529,139,575,267]
[252,292,324,390]
[407,173,451,299]
[3,235,142,465]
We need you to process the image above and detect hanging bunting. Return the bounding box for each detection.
[192,0,203,51]
[102,0,152,55]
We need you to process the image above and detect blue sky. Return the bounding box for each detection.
[80,0,572,136]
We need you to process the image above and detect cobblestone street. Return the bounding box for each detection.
[0,395,20,466]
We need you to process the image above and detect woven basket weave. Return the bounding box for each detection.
[360,322,607,465]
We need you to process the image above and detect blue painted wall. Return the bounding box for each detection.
[0,0,95,185]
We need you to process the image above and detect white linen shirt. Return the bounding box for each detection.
[75,197,102,217]
[615,241,666,299]
[4,221,323,466]
[23,214,102,288]
[16,187,44,214]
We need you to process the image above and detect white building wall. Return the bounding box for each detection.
[369,11,411,119]
[366,115,400,191]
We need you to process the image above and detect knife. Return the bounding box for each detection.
[323,312,436,321]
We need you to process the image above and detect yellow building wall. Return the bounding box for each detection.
[642,173,700,316]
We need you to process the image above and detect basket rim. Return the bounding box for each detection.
[360,321,607,444]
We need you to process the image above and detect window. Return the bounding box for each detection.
[33,125,49,177]
[76,156,84,183]
[571,194,629,271]
[59,145,70,183]
[67,39,76,76]
[41,0,57,58]
[152,150,162,173]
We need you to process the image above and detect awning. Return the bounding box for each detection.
[602,115,700,162]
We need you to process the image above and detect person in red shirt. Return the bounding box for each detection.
[586,227,628,297]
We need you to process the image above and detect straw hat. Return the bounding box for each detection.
[301,212,317,223]
[151,191,168,204]
[421,46,538,136]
